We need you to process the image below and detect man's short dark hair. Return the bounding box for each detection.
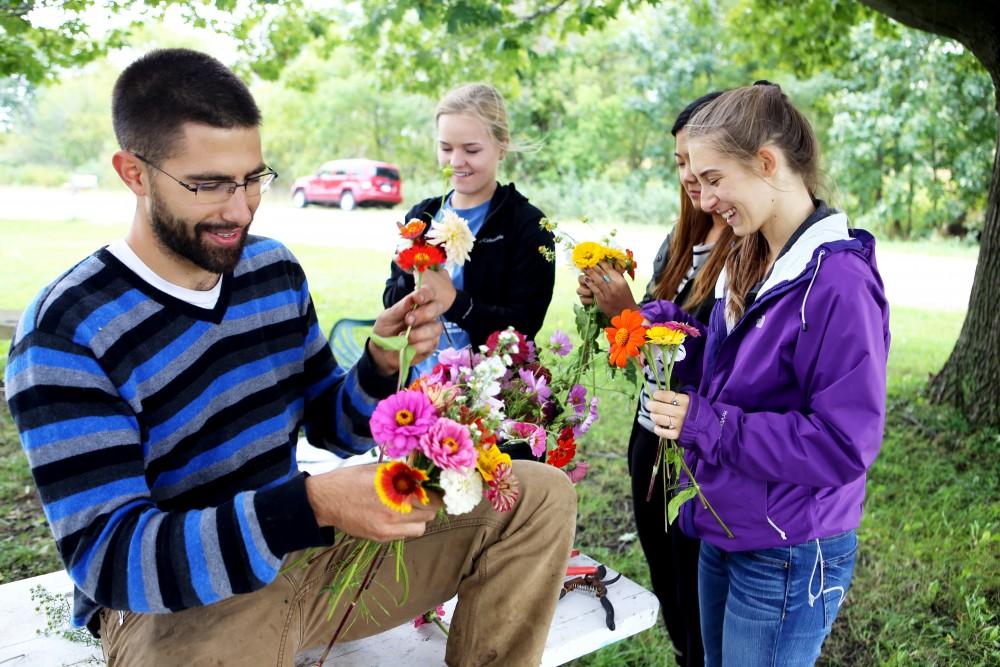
[112,48,261,163]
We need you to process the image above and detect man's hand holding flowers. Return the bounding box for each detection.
[304,463,443,542]
[368,284,446,376]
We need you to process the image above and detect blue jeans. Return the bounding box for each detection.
[699,530,857,666]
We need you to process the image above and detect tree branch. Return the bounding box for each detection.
[859,0,1000,76]
[517,0,572,23]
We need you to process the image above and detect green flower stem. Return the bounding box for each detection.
[676,454,735,539]
[316,541,392,666]
[640,342,735,539]
[636,350,670,503]
[431,614,450,636]
[397,271,424,392]
[656,346,734,539]
[571,304,598,390]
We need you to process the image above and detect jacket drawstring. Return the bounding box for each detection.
[807,538,847,609]
[767,515,787,540]
[800,250,825,331]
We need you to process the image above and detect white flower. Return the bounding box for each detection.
[427,209,475,270]
[468,355,506,407]
[440,468,483,515]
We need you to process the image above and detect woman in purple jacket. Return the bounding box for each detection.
[645,83,891,665]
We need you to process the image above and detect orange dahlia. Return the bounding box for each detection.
[605,308,648,368]
[375,461,430,513]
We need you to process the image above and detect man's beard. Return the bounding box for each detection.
[149,187,250,274]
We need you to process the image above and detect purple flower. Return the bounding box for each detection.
[549,330,573,357]
[439,347,473,369]
[541,399,558,425]
[419,417,477,470]
[519,367,552,405]
[573,397,600,437]
[568,384,588,414]
[370,390,439,458]
[437,347,476,383]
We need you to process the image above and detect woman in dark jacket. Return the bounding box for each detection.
[578,93,733,667]
[383,83,554,359]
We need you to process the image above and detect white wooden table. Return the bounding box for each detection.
[0,570,104,666]
[0,556,658,667]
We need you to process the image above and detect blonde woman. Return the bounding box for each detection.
[384,83,555,381]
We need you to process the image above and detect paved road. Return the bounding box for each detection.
[0,186,978,312]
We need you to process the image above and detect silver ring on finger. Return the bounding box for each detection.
[602,274,611,283]
[671,396,680,406]
[667,417,675,429]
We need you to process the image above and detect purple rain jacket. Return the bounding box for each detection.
[641,213,890,551]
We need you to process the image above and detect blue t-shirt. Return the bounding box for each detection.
[412,194,491,377]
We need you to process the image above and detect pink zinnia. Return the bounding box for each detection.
[487,463,520,512]
[420,418,477,470]
[505,421,547,457]
[413,604,447,628]
[565,460,589,484]
[370,390,438,458]
[664,321,701,338]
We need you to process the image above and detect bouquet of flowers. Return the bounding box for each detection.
[537,218,638,391]
[480,327,595,482]
[604,309,733,538]
[309,327,596,661]
[378,165,475,388]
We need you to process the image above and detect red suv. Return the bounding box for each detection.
[290,159,402,210]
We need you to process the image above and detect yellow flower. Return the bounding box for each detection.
[476,443,512,482]
[646,326,686,347]
[572,241,606,269]
[602,247,627,265]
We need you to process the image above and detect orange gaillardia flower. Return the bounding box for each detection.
[605,309,648,368]
[375,461,430,513]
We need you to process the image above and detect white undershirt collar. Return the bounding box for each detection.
[107,239,222,309]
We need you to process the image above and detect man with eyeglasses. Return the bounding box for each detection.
[4,49,575,665]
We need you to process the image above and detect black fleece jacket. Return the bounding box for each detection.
[383,182,555,347]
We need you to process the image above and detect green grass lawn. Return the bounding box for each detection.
[0,219,996,664]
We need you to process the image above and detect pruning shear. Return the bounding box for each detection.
[561,563,622,631]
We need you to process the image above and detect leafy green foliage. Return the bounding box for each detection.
[0,413,62,583]
[3,3,994,238]
[0,1,128,84]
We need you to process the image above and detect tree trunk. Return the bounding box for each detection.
[927,110,1000,425]
[860,0,1000,425]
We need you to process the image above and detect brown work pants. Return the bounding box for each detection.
[99,461,576,666]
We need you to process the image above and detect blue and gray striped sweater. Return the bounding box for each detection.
[4,236,394,629]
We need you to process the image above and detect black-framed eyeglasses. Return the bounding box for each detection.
[133,153,278,205]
